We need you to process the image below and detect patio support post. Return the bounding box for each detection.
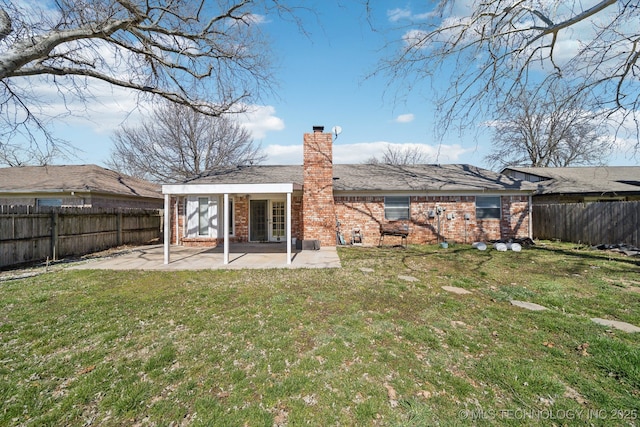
[164,193,170,264]
[286,191,292,264]
[223,193,230,265]
[174,197,179,246]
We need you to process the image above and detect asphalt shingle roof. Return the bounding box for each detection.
[503,166,640,194]
[187,164,532,192]
[0,164,162,199]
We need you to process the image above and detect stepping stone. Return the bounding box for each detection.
[360,268,374,273]
[398,275,419,282]
[442,286,471,295]
[510,300,547,311]
[591,318,640,333]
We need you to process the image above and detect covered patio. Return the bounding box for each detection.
[162,182,299,266]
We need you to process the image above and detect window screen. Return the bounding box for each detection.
[476,196,501,219]
[198,197,209,236]
[385,196,410,220]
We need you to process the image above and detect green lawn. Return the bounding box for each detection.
[1,242,639,426]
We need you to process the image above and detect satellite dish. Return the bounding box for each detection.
[331,126,342,139]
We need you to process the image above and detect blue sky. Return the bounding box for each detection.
[38,1,638,169]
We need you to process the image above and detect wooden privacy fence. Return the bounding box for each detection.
[0,206,162,269]
[533,202,640,247]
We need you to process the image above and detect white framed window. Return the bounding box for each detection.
[185,196,218,238]
[198,197,209,236]
[37,198,62,207]
[272,200,285,239]
[385,196,410,220]
[476,196,501,219]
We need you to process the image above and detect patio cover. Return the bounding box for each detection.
[162,183,295,265]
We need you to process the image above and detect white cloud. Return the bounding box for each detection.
[387,8,412,22]
[261,144,303,165]
[387,7,437,22]
[395,113,415,123]
[336,141,470,164]
[15,76,149,135]
[243,13,267,25]
[262,141,471,165]
[239,105,285,140]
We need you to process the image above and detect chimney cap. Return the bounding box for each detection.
[312,125,324,133]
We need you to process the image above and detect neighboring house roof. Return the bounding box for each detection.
[0,164,162,199]
[502,166,640,195]
[186,164,533,193]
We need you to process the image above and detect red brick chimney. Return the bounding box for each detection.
[302,125,336,247]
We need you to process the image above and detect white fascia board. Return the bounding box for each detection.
[162,183,294,195]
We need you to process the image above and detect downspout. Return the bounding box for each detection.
[528,194,533,239]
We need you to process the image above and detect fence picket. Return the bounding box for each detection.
[0,207,162,268]
[533,201,640,247]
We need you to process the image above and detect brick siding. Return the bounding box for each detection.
[335,195,530,245]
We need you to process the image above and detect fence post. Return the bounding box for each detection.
[50,211,59,261]
[117,210,123,246]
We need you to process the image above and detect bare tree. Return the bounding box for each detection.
[372,1,639,145]
[107,102,265,182]
[485,86,611,169]
[0,135,63,166]
[366,144,432,165]
[0,0,301,165]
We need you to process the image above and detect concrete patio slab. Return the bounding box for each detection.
[67,244,341,270]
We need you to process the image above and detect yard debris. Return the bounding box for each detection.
[416,390,432,399]
[542,341,554,348]
[78,365,96,375]
[563,386,588,405]
[591,243,640,257]
[576,343,590,357]
[472,238,533,252]
[384,383,398,408]
[302,394,318,406]
[216,390,230,399]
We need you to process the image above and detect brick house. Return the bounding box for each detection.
[502,166,640,204]
[0,164,163,209]
[162,126,533,264]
